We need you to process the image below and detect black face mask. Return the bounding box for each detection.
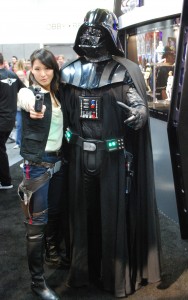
[78,27,109,59]
[79,27,104,47]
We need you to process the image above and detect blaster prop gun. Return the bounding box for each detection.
[34,87,44,112]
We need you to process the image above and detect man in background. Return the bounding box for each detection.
[10,55,18,72]
[57,54,65,69]
[0,53,25,189]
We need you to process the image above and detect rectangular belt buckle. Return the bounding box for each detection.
[53,160,62,173]
[83,142,97,151]
[47,160,62,178]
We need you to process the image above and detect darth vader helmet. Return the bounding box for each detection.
[73,8,124,58]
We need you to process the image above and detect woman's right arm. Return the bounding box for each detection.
[18,88,35,112]
[18,87,46,119]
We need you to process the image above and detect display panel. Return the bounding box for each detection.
[167,0,188,239]
[126,18,180,121]
[114,0,144,17]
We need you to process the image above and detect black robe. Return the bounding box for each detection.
[60,56,161,297]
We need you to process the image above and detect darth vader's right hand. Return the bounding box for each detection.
[123,108,142,130]
[117,101,147,130]
[124,113,137,126]
[117,101,137,127]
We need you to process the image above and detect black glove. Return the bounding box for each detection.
[117,101,147,130]
[124,107,142,130]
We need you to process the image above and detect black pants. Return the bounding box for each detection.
[0,131,12,185]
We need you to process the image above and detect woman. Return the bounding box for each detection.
[18,48,66,300]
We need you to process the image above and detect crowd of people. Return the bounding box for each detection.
[0,8,162,300]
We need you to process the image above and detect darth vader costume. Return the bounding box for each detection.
[60,8,161,298]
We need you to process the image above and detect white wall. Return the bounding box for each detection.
[0,0,114,44]
[119,0,183,29]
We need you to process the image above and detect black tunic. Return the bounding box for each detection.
[60,56,161,297]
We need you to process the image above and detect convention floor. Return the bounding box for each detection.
[1,135,188,299]
[6,132,23,167]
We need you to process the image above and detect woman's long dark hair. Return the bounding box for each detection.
[29,48,60,95]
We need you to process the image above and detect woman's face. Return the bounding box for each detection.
[31,59,54,91]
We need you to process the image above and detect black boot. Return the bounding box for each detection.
[25,222,60,300]
[45,214,70,269]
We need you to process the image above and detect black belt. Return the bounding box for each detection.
[65,128,124,152]
[76,136,106,151]
[45,151,61,157]
[24,160,54,168]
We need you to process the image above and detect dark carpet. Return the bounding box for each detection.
[0,162,188,300]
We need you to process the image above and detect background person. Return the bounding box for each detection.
[60,8,161,298]
[4,59,10,70]
[156,45,175,100]
[57,54,65,69]
[8,59,26,144]
[0,53,25,189]
[10,55,18,72]
[13,63,29,149]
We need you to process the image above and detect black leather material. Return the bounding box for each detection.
[25,222,60,300]
[45,214,70,269]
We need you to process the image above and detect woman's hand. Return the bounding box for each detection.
[29,105,46,119]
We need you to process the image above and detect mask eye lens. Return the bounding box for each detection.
[93,28,102,37]
[79,28,104,47]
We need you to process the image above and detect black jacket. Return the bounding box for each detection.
[0,68,25,131]
[20,91,52,163]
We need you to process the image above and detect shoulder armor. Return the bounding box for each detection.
[60,58,131,89]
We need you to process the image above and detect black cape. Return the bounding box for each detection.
[60,56,161,297]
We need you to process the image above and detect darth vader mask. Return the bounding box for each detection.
[73,8,124,59]
[78,26,109,59]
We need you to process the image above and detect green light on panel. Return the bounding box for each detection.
[107,140,117,150]
[65,129,72,142]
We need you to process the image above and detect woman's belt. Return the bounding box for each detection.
[24,160,62,177]
[45,150,61,157]
[65,128,124,152]
[24,160,54,168]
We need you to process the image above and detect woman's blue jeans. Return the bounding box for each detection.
[16,111,22,146]
[23,153,65,225]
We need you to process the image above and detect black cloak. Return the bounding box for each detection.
[60,56,161,297]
